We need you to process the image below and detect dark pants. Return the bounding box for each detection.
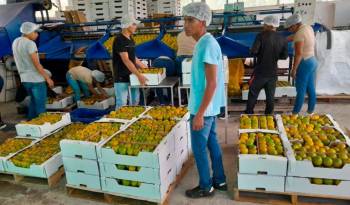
[246,76,277,114]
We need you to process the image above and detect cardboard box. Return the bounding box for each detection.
[237,173,285,192]
[66,171,102,190]
[130,69,166,86]
[286,177,350,198]
[15,112,71,138]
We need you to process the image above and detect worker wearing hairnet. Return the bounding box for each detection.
[285,14,318,114]
[12,22,55,119]
[245,15,288,114]
[182,2,226,198]
[112,14,148,108]
[66,60,108,101]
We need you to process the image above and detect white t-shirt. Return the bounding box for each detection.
[12,37,45,83]
[294,24,315,60]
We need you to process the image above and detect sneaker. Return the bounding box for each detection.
[0,121,6,130]
[214,182,228,191]
[185,186,214,198]
[218,112,226,120]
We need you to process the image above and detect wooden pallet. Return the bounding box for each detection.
[0,166,65,188]
[234,188,350,205]
[66,157,194,205]
[317,95,350,103]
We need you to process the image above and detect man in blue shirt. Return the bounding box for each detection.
[183,2,226,198]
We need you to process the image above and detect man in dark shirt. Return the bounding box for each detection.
[113,15,148,108]
[245,15,288,114]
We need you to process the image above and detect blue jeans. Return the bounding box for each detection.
[114,82,140,108]
[190,115,226,190]
[23,82,47,119]
[293,57,318,114]
[66,72,90,101]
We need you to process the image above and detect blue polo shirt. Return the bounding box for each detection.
[189,33,225,117]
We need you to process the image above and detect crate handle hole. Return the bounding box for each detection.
[79,184,87,188]
[167,168,172,175]
[75,155,83,159]
[77,170,85,173]
[256,188,266,191]
[166,153,171,160]
[257,171,268,175]
[180,136,184,141]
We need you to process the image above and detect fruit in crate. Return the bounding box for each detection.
[105,118,177,155]
[311,178,342,185]
[65,86,73,95]
[68,122,121,142]
[118,179,141,187]
[161,34,177,51]
[133,34,157,45]
[147,106,188,120]
[47,96,67,104]
[242,83,249,91]
[139,68,164,74]
[282,114,333,128]
[239,132,284,156]
[285,125,345,142]
[81,95,108,105]
[240,115,275,130]
[0,138,33,157]
[10,123,85,168]
[107,106,146,120]
[22,113,63,125]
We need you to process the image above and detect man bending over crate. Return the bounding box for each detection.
[182,2,227,198]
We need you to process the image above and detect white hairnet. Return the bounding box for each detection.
[20,22,42,35]
[263,15,280,28]
[44,69,52,77]
[120,15,141,29]
[285,14,302,28]
[91,70,105,83]
[182,2,212,27]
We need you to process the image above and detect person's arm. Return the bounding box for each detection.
[292,41,304,78]
[30,53,54,88]
[279,38,289,60]
[192,63,217,131]
[95,81,108,97]
[120,52,148,85]
[135,58,148,69]
[87,83,100,96]
[250,34,262,55]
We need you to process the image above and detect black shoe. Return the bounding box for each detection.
[218,112,226,120]
[185,186,214,198]
[214,182,228,191]
[0,121,6,130]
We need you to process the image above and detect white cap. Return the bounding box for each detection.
[263,15,280,28]
[44,69,52,77]
[285,14,302,28]
[120,15,141,29]
[20,22,42,35]
[182,2,212,27]
[91,70,105,83]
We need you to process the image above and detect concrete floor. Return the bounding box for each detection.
[0,102,350,205]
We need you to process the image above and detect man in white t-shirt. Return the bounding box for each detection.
[12,22,54,119]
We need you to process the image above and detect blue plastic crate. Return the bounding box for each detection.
[70,108,112,123]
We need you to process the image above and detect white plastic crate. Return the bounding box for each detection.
[46,96,74,110]
[182,73,191,85]
[237,173,285,192]
[182,58,192,74]
[15,112,71,138]
[66,171,102,190]
[77,97,114,110]
[130,69,166,86]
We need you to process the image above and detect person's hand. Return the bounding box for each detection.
[46,78,54,88]
[192,114,204,131]
[137,74,148,86]
[291,69,297,79]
